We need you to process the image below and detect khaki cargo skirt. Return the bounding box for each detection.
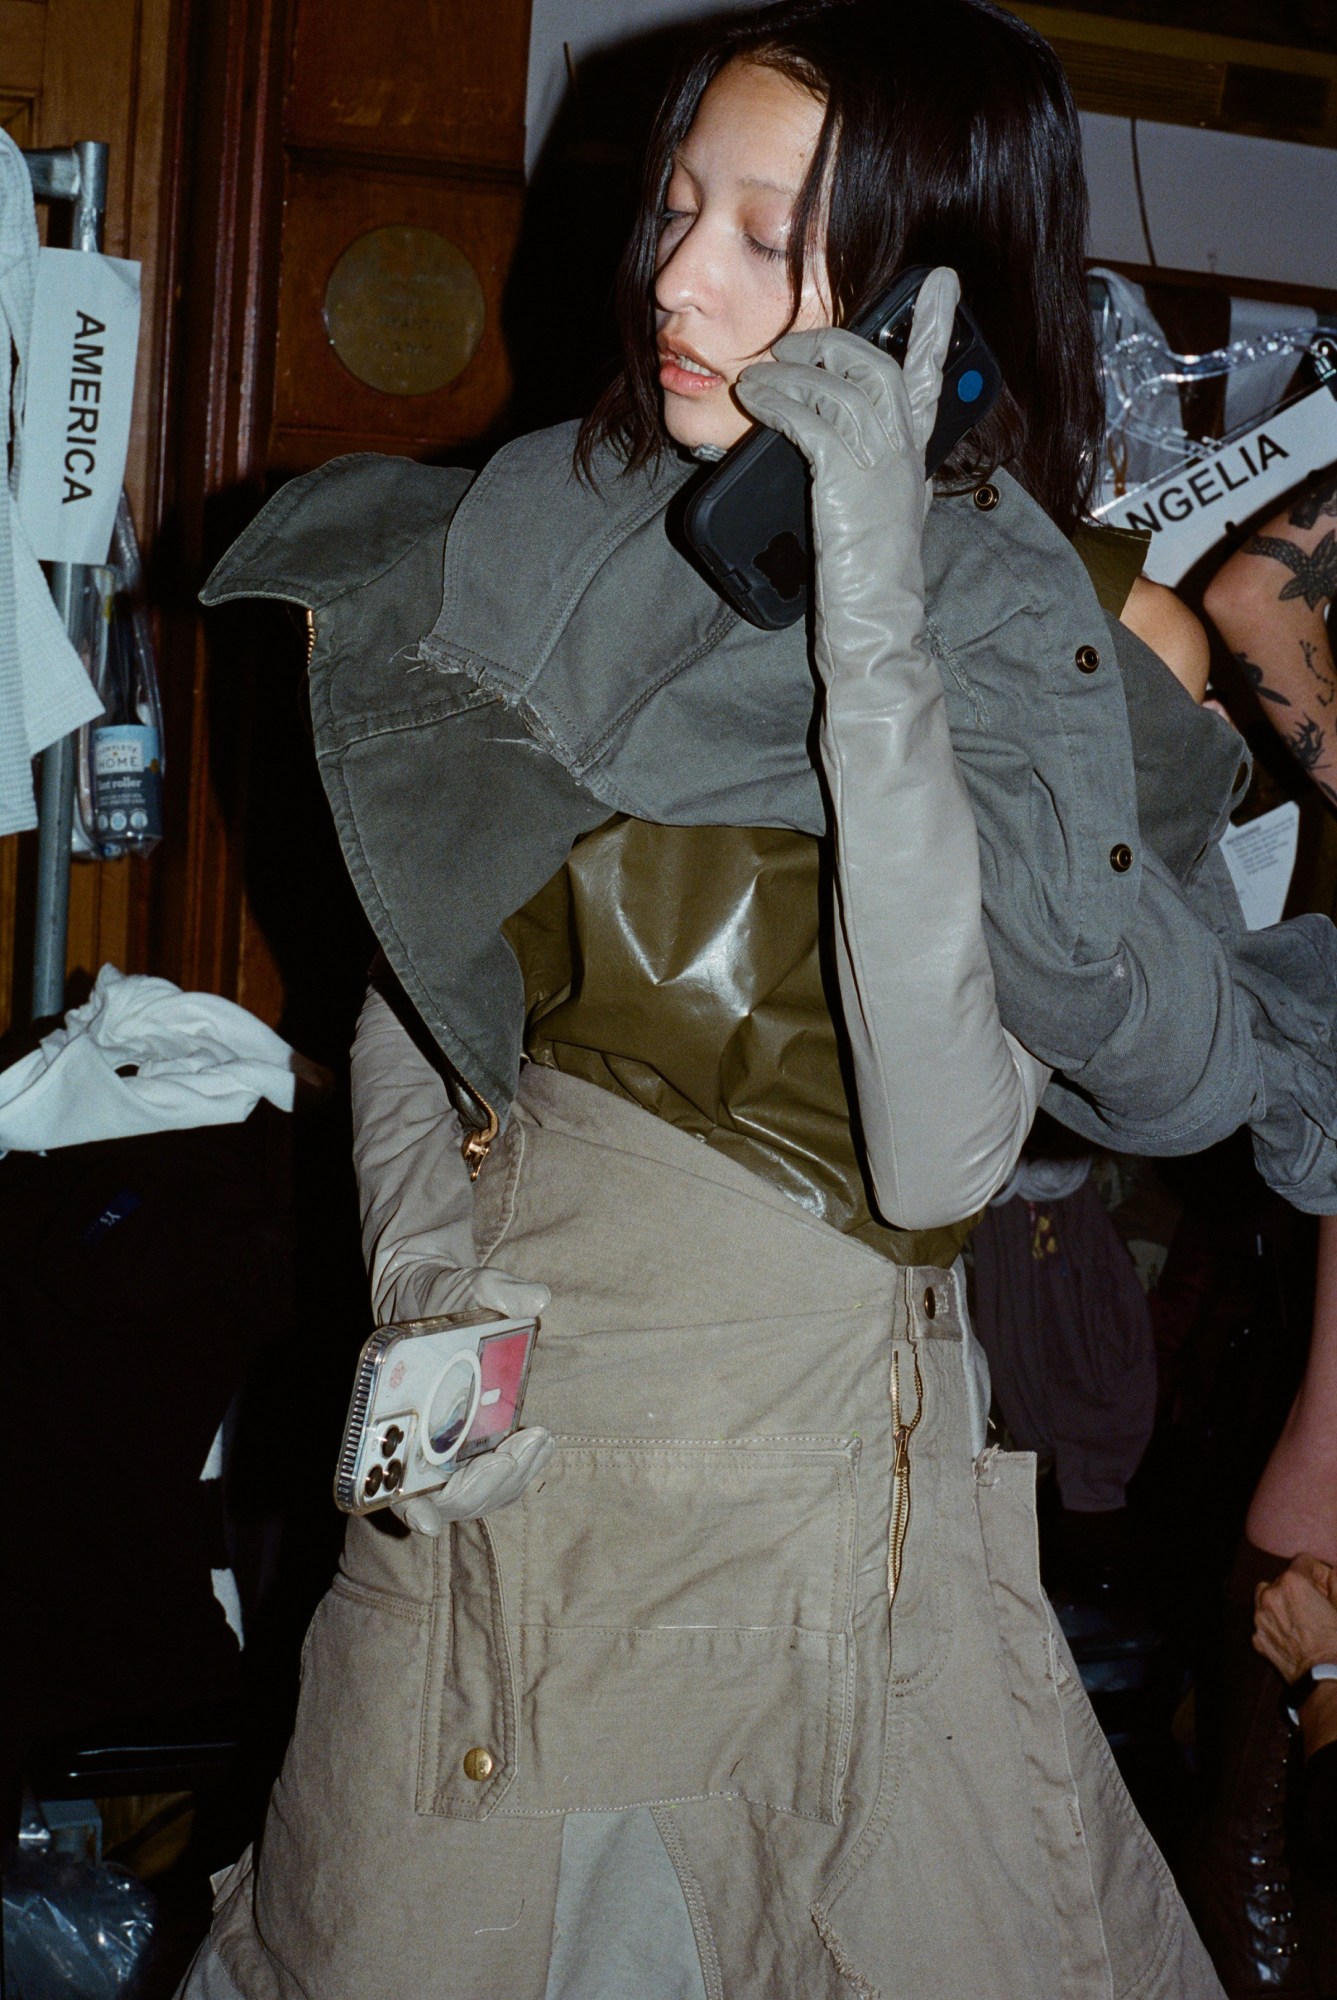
[191,1068,1222,2000]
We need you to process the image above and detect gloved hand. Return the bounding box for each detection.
[735,269,1049,1230]
[351,975,553,1529]
[393,1427,556,1535]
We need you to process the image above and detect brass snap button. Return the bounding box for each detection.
[462,1747,495,1782]
[1109,843,1134,873]
[973,482,1000,511]
[1076,644,1100,674]
[924,1286,937,1319]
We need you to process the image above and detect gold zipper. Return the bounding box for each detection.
[460,1096,500,1179]
[449,1062,499,1179]
[887,1342,925,1607]
[304,607,317,667]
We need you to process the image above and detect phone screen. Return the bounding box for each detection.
[457,1325,537,1459]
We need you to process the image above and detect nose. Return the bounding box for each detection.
[654,214,723,318]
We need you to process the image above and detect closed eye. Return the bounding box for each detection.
[660,207,696,241]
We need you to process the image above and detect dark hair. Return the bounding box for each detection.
[575,0,1102,535]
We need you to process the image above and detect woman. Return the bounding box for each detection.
[183,3,1335,1995]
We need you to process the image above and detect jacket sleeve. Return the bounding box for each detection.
[351,976,477,1325]
[925,494,1337,1219]
[350,972,549,1323]
[1039,828,1337,1216]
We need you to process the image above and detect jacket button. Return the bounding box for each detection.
[1109,843,1134,873]
[463,1747,495,1782]
[973,482,1000,511]
[924,1286,937,1319]
[1076,644,1100,673]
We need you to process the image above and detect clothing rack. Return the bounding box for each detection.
[21,142,109,1020]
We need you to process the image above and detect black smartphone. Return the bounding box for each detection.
[680,266,1002,630]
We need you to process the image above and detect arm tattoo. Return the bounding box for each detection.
[1235,649,1291,706]
[1288,472,1337,530]
[1241,529,1337,611]
[1289,715,1327,773]
[1299,638,1335,707]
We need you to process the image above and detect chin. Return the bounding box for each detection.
[662,392,749,453]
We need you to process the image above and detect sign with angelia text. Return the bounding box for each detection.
[1095,384,1337,587]
[16,248,141,566]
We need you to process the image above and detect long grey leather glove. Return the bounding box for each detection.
[735,269,1049,1230]
[351,977,553,1531]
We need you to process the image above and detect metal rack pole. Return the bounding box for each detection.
[25,141,109,1020]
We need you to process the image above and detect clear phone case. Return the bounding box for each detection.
[334,1310,538,1515]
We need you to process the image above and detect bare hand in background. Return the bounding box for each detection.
[1254,1553,1337,1681]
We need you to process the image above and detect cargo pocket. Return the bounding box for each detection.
[303,1576,433,1797]
[250,1575,437,1969]
[416,1514,518,1819]
[422,1436,859,1824]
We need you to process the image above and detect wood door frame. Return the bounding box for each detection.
[144,0,291,1004]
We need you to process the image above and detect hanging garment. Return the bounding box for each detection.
[973,1170,1158,1512]
[0,129,103,835]
[0,964,314,1151]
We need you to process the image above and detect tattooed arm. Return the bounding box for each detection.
[1203,470,1337,810]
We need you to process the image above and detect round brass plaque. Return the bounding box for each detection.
[323,226,485,397]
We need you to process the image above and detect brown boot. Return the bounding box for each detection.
[1190,1542,1315,1997]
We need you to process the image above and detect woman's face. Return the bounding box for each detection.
[655,59,831,451]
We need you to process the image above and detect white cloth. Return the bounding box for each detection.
[0,130,104,835]
[0,964,301,1151]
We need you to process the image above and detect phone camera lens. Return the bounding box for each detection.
[382,1425,404,1456]
[364,1463,384,1497]
[384,1460,404,1492]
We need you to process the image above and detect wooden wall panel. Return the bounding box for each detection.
[269,0,529,474]
[0,3,45,97]
[140,0,532,1046]
[138,0,290,1018]
[270,161,522,463]
[285,0,527,168]
[3,0,529,1041]
[1005,4,1337,145]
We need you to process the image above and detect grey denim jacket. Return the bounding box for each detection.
[202,422,1337,1212]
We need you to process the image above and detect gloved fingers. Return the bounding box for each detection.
[900,267,960,458]
[773,325,916,451]
[736,359,887,471]
[462,1427,557,1513]
[395,1493,448,1537]
[391,1427,556,1533]
[469,1267,551,1320]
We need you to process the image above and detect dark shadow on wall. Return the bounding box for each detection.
[501,15,736,441]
